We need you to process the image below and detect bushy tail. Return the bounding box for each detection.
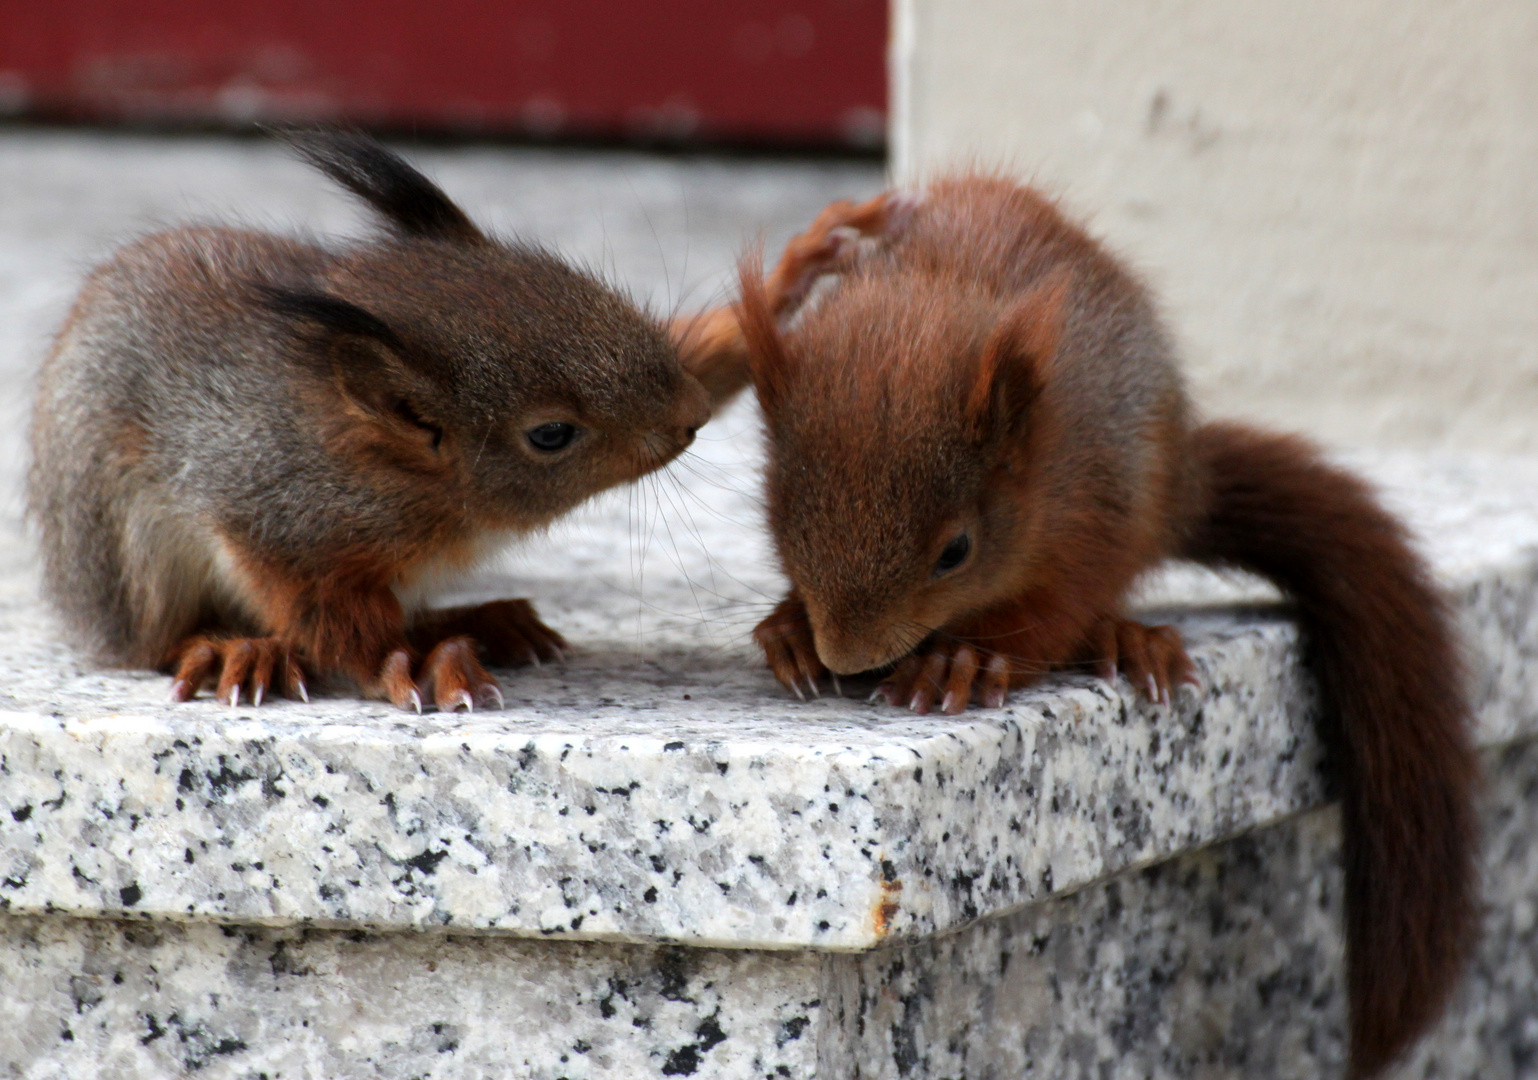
[1181,422,1477,1078]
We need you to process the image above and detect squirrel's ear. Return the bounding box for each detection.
[737,249,798,413]
[966,270,1070,435]
[279,129,485,244]
[256,286,405,353]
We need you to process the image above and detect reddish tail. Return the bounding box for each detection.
[1181,422,1477,1078]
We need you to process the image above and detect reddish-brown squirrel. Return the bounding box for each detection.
[739,176,1476,1078]
[26,130,835,713]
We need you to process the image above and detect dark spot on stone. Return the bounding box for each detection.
[403,849,449,876]
[644,887,658,903]
[11,803,31,822]
[777,1015,810,1046]
[881,859,898,882]
[119,883,142,907]
[664,741,685,752]
[312,794,328,808]
[178,769,196,793]
[657,948,694,1002]
[696,1014,726,1052]
[662,1045,700,1075]
[60,1025,73,1042]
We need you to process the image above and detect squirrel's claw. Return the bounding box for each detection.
[419,636,503,714]
[165,636,310,707]
[753,596,829,703]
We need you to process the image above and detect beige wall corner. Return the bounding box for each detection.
[890,0,1538,452]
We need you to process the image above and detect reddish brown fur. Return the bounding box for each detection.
[741,175,1476,1075]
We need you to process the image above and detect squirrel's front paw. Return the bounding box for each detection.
[374,637,505,714]
[166,636,309,707]
[1084,617,1197,706]
[753,598,831,699]
[876,643,1011,715]
[771,190,923,317]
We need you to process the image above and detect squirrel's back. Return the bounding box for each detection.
[29,227,328,665]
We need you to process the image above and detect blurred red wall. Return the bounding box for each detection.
[0,1,888,148]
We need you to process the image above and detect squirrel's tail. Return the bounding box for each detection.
[1179,421,1477,1078]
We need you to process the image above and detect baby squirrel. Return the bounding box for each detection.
[27,131,831,713]
[739,176,1475,1078]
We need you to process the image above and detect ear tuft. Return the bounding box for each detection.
[277,128,484,244]
[736,246,798,413]
[966,270,1071,433]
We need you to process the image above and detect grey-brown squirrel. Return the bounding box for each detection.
[738,176,1476,1078]
[26,130,839,713]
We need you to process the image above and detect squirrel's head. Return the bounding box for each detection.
[740,261,1066,676]
[259,131,710,531]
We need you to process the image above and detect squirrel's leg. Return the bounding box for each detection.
[408,599,568,667]
[670,190,922,411]
[163,636,308,707]
[199,546,501,713]
[752,591,831,699]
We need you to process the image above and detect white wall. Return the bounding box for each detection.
[891,0,1538,451]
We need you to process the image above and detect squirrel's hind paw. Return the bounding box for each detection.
[410,599,568,668]
[165,636,308,707]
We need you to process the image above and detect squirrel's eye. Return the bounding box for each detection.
[934,532,971,576]
[526,422,579,452]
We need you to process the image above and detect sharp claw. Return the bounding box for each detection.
[169,679,190,703]
[790,680,806,701]
[409,689,423,714]
[868,686,886,703]
[984,687,1007,709]
[831,674,843,697]
[1146,674,1158,701]
[941,690,960,714]
[226,686,240,708]
[297,679,310,703]
[455,690,474,713]
[807,677,821,699]
[908,691,927,714]
[486,684,505,710]
[253,684,265,707]
[528,653,542,669]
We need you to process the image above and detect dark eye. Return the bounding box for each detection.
[934,532,971,576]
[526,422,579,452]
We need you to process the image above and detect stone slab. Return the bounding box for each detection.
[7,735,1534,1079]
[3,446,1538,949]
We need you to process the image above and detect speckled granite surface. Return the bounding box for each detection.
[7,735,1535,1079]
[3,446,1538,949]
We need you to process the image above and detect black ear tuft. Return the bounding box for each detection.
[255,285,405,351]
[278,129,483,243]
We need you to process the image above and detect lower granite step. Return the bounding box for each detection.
[6,735,1535,1079]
